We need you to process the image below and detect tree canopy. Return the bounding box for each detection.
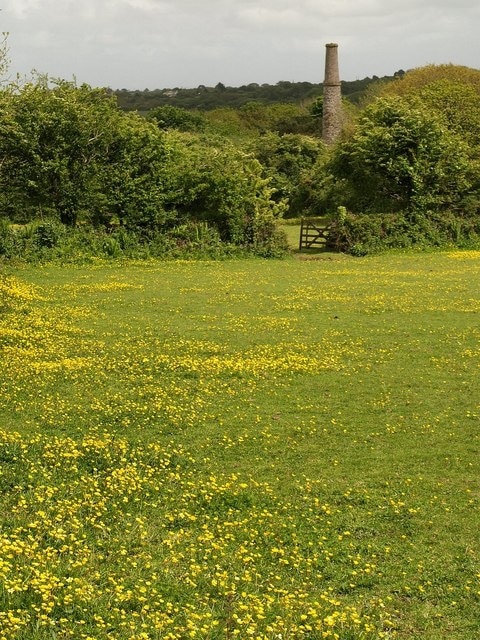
[1,62,480,260]
[0,79,288,258]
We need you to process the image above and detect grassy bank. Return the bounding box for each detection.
[0,252,479,639]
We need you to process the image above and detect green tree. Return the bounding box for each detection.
[0,80,122,225]
[239,101,318,135]
[97,112,174,232]
[251,133,326,216]
[328,96,474,215]
[203,107,251,139]
[157,131,286,244]
[380,64,480,98]
[377,65,480,158]
[147,105,205,132]
[416,80,480,150]
[0,79,176,231]
[0,77,288,254]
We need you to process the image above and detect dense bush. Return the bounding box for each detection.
[155,131,287,245]
[328,207,480,255]
[377,65,480,158]
[146,105,206,132]
[203,102,321,138]
[0,217,290,264]
[3,65,480,260]
[0,81,122,226]
[0,80,288,260]
[379,64,480,99]
[238,101,319,135]
[293,66,480,254]
[0,219,19,259]
[327,97,475,215]
[250,133,327,217]
[94,111,175,232]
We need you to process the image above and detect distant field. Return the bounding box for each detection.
[1,252,479,639]
[282,221,302,249]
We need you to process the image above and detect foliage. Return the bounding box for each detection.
[0,219,288,263]
[0,79,287,257]
[327,207,480,255]
[309,94,359,129]
[94,110,174,232]
[238,101,319,135]
[307,64,480,253]
[202,102,322,138]
[289,151,338,218]
[379,63,480,98]
[113,75,399,112]
[202,107,252,138]
[0,219,20,259]
[415,80,480,152]
[250,132,327,216]
[30,219,67,248]
[377,66,480,158]
[155,131,287,246]
[325,96,475,215]
[3,63,480,259]
[0,80,125,226]
[146,105,206,132]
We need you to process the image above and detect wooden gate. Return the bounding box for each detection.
[299,218,331,250]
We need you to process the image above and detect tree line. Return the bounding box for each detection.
[0,80,293,260]
[1,53,479,260]
[114,75,401,113]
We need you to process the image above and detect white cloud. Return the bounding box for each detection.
[4,0,41,19]
[1,0,478,88]
[238,6,298,27]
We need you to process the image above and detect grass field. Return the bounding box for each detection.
[1,251,479,639]
[281,222,302,251]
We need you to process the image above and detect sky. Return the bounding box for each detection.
[1,0,479,90]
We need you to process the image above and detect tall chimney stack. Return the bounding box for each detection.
[322,43,342,144]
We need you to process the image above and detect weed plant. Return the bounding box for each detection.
[0,220,289,265]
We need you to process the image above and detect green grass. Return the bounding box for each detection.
[0,251,479,639]
[282,222,301,250]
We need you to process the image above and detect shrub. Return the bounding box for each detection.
[251,133,327,217]
[0,81,123,226]
[31,219,66,248]
[163,222,225,258]
[0,81,287,258]
[328,208,480,255]
[0,219,19,258]
[251,215,290,257]
[158,131,287,246]
[329,97,475,216]
[147,105,206,132]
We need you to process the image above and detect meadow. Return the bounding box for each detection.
[0,251,479,639]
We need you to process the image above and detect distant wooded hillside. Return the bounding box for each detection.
[114,73,404,112]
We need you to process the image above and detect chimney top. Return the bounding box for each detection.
[323,42,340,87]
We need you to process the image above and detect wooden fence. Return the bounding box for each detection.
[299,218,331,250]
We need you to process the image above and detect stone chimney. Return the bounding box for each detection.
[322,43,342,144]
